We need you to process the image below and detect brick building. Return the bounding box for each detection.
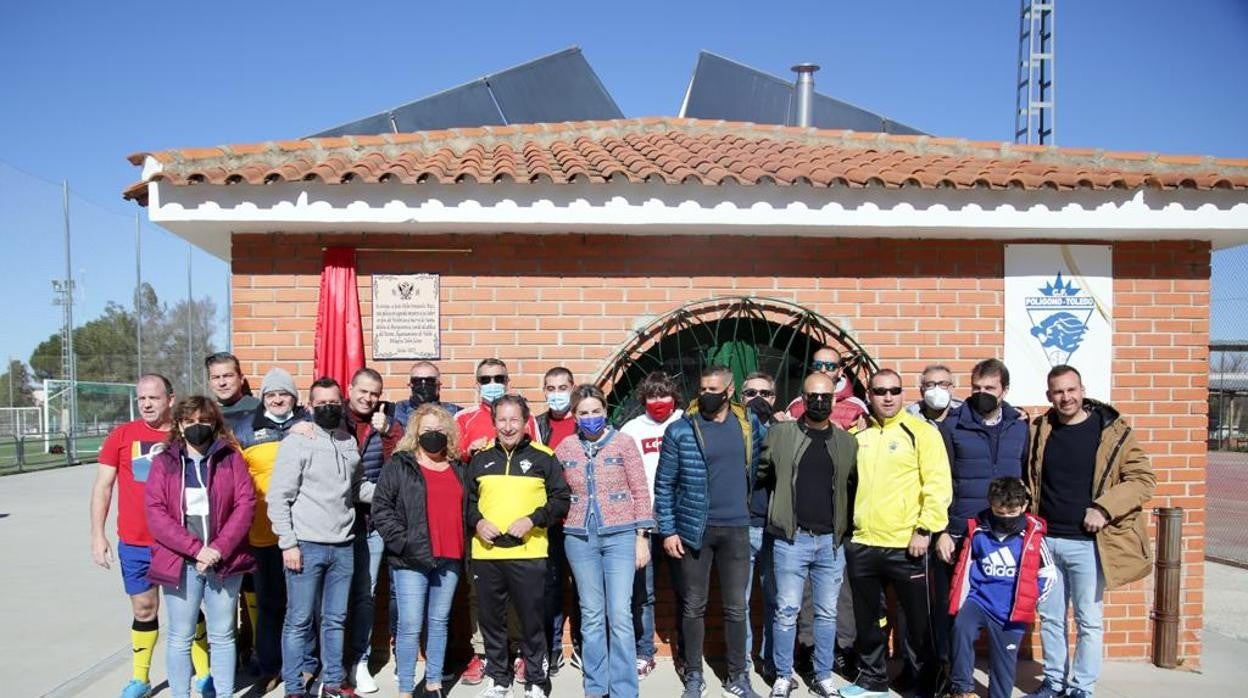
[125,118,1248,665]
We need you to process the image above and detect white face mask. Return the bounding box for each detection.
[923,386,952,411]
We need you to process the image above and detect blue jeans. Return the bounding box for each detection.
[393,561,461,693]
[251,544,286,676]
[348,528,384,665]
[283,541,354,695]
[746,524,775,672]
[771,531,845,681]
[566,529,639,698]
[1038,537,1105,694]
[163,564,242,698]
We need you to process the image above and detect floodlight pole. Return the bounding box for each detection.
[186,243,193,395]
[62,181,77,461]
[135,214,143,381]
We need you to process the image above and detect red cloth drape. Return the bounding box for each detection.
[313,247,364,389]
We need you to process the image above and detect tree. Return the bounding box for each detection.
[0,360,35,407]
[27,283,221,425]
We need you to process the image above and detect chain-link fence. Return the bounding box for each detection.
[0,162,230,472]
[1208,338,1248,567]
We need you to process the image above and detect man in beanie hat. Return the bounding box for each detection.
[234,367,310,693]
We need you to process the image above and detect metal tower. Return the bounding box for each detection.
[1015,0,1056,145]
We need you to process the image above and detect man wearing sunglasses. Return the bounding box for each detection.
[455,358,539,460]
[394,360,461,431]
[453,358,539,685]
[741,372,779,681]
[840,369,951,698]
[784,347,868,431]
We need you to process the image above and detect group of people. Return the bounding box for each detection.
[89,347,1157,698]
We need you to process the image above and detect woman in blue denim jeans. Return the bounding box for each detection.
[145,396,257,698]
[554,385,655,698]
[372,404,467,698]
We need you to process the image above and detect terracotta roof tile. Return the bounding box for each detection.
[123,117,1248,204]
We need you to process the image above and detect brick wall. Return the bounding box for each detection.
[231,232,1209,665]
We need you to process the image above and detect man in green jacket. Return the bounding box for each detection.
[756,372,858,698]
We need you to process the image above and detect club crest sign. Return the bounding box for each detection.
[1005,245,1113,405]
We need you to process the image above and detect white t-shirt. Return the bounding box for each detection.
[619,412,684,495]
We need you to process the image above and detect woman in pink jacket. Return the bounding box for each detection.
[145,396,256,698]
[554,384,654,698]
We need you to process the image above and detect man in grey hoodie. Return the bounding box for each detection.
[267,376,374,698]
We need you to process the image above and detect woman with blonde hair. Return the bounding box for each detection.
[372,403,465,698]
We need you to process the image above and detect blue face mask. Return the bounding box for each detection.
[547,391,571,413]
[577,415,608,436]
[481,382,506,404]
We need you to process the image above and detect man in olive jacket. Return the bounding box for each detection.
[756,372,857,698]
[1024,365,1156,698]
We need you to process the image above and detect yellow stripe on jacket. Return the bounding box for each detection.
[852,410,952,548]
[243,441,280,548]
[472,472,549,560]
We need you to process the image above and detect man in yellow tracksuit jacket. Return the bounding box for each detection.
[840,368,952,698]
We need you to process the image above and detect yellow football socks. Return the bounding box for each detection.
[191,613,210,680]
[130,618,159,683]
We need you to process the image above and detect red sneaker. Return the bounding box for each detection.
[460,655,486,686]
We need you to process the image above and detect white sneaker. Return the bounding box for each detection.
[476,681,510,698]
[769,676,795,697]
[523,684,548,698]
[353,661,378,694]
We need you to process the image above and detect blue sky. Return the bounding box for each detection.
[2,0,1246,368]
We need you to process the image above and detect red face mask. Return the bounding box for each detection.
[645,398,675,423]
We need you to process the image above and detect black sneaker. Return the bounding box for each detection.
[722,673,762,698]
[682,670,708,698]
[1024,682,1065,698]
[548,651,565,677]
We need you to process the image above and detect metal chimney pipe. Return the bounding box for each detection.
[791,63,820,128]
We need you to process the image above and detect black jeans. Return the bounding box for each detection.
[474,558,550,691]
[845,541,937,693]
[678,525,751,677]
[927,535,962,666]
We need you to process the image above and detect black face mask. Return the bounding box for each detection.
[409,379,439,406]
[746,396,773,422]
[183,423,215,450]
[313,404,343,430]
[988,511,1026,536]
[967,391,1000,417]
[418,430,449,454]
[697,390,729,416]
[804,394,834,423]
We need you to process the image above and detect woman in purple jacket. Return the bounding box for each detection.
[555,384,654,698]
[145,396,256,698]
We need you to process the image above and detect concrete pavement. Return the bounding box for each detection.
[4,464,1246,697]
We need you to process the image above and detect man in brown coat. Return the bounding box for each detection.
[1023,364,1156,698]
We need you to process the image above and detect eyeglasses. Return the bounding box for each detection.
[741,389,775,399]
[476,375,508,385]
[410,376,438,386]
[870,386,904,396]
[921,380,953,390]
[804,392,834,402]
[810,360,840,371]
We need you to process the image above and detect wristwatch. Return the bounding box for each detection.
[637,530,651,538]
[915,527,931,537]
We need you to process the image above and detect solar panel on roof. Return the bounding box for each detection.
[311,47,623,137]
[680,51,925,135]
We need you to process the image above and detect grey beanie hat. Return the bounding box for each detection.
[260,368,298,400]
